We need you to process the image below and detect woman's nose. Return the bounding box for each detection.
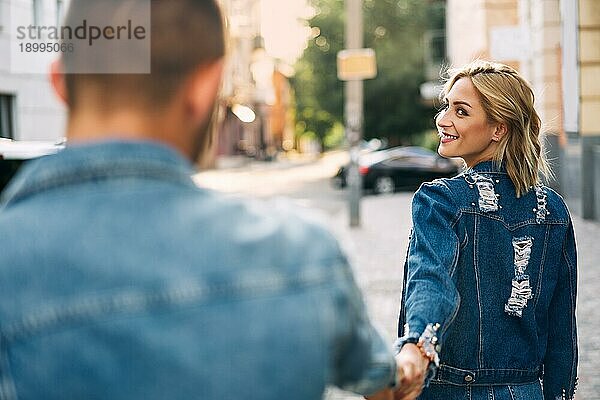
[436,110,451,127]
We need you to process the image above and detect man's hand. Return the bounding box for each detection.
[364,364,406,400]
[392,344,429,400]
[364,388,394,400]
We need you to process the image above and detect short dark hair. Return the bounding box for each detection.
[62,0,226,111]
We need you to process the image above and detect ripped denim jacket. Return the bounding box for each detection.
[396,161,578,400]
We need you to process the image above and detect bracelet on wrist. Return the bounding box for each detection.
[395,323,441,368]
[417,323,441,367]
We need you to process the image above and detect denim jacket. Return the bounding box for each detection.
[0,141,396,400]
[397,161,578,400]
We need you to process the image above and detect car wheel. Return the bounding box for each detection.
[374,176,395,195]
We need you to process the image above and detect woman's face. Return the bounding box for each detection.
[436,77,502,167]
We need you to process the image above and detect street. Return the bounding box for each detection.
[195,153,600,400]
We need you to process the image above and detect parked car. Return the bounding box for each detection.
[0,139,64,193]
[332,146,460,194]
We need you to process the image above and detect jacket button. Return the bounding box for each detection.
[464,375,474,383]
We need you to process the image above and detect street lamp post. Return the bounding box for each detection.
[345,0,364,227]
[338,0,376,227]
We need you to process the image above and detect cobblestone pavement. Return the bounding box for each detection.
[325,193,600,400]
[572,215,600,399]
[324,193,412,400]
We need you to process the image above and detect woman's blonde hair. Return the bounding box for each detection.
[442,60,551,197]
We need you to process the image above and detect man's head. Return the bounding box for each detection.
[51,0,226,161]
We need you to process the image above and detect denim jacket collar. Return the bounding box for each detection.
[1,140,196,207]
[466,160,507,175]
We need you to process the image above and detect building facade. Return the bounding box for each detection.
[208,0,296,165]
[445,0,600,221]
[0,0,67,142]
[0,0,293,163]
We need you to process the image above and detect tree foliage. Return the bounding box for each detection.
[292,0,445,148]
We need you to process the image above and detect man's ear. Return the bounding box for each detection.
[49,60,68,106]
[492,122,508,142]
[186,59,225,122]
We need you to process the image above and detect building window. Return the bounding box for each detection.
[0,95,15,140]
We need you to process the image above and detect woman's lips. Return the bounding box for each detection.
[440,132,459,144]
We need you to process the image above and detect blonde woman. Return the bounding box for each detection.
[394,61,578,400]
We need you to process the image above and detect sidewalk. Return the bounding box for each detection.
[213,150,341,172]
[325,193,600,400]
[196,151,348,198]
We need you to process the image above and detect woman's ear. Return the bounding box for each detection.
[49,60,68,106]
[492,123,507,142]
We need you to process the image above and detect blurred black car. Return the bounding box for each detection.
[0,139,64,193]
[332,146,460,194]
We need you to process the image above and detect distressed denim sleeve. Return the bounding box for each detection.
[398,182,461,366]
[542,220,578,400]
[331,254,397,396]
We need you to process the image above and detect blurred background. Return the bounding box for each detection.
[1,0,599,221]
[0,1,599,399]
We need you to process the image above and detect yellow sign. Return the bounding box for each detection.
[337,48,377,81]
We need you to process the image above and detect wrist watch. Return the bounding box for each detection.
[393,334,420,354]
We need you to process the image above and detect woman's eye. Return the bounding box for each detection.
[456,108,468,116]
[440,102,449,111]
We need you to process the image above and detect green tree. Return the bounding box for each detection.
[292,0,445,148]
[292,0,345,151]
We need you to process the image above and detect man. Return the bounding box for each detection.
[0,1,425,399]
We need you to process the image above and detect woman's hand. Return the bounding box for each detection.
[392,344,430,400]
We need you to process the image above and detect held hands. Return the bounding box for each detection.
[364,343,429,400]
[392,343,430,400]
[364,388,395,400]
[364,366,404,400]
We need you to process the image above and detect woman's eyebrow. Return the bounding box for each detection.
[452,100,472,108]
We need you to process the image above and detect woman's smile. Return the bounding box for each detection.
[439,130,459,144]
